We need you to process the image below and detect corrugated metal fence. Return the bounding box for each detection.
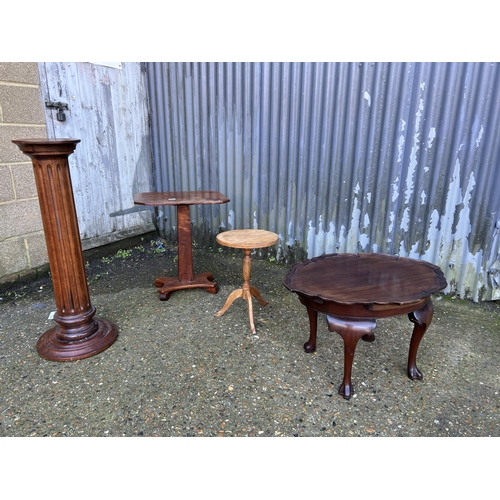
[145,62,500,301]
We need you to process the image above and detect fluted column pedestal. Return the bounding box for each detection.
[12,138,118,361]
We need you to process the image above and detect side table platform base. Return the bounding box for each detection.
[155,272,218,301]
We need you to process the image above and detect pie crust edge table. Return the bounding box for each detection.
[283,253,447,400]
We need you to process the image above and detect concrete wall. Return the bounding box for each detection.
[0,62,49,284]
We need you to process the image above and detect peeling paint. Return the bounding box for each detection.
[304,155,489,301]
[412,161,484,300]
[405,99,424,204]
[476,125,484,148]
[228,209,235,230]
[397,135,405,163]
[391,177,399,202]
[363,213,370,229]
[286,220,295,247]
[359,233,370,250]
[325,221,336,253]
[148,62,500,303]
[427,127,436,148]
[347,197,362,250]
[401,207,410,232]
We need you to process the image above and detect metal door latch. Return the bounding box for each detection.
[45,100,69,121]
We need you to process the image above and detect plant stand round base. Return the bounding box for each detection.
[36,319,118,362]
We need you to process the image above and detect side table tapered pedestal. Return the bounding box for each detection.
[12,139,118,361]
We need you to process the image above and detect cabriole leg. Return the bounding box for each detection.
[303,307,318,353]
[326,316,377,400]
[407,300,433,380]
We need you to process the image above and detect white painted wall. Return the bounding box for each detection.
[38,62,155,250]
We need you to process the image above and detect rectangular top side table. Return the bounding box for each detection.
[283,253,447,400]
[134,191,230,300]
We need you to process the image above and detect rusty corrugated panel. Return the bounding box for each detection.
[146,62,500,301]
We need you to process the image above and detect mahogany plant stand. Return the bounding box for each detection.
[12,139,118,361]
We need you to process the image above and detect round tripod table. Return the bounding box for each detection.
[214,229,278,334]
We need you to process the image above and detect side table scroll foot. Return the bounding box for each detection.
[155,272,218,301]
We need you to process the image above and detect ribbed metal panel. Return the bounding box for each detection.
[146,62,500,301]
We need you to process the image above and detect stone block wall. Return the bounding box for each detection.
[0,62,49,284]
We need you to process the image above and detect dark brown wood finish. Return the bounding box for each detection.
[283,253,447,400]
[134,191,230,300]
[12,139,118,361]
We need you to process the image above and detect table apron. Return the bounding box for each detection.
[297,294,430,319]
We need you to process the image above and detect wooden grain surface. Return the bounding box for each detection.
[216,229,278,249]
[134,191,229,206]
[283,253,447,305]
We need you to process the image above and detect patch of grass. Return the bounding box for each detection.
[115,249,133,259]
[87,274,103,285]
[1,287,28,301]
[147,240,166,255]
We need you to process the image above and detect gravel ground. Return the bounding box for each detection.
[1,237,499,440]
[1,237,497,496]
